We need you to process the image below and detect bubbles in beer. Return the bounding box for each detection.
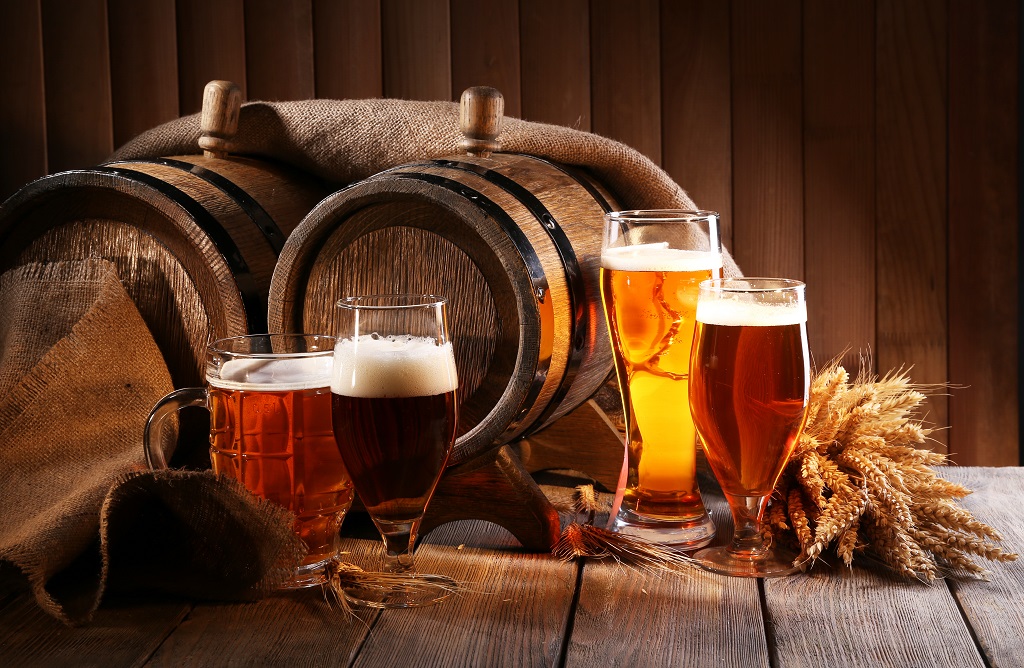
[601,243,724,273]
[212,356,334,391]
[331,335,458,398]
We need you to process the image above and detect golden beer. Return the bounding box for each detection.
[601,243,722,524]
[209,356,354,580]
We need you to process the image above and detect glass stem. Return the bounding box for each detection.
[376,519,419,573]
[725,494,770,560]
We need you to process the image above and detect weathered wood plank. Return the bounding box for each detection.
[0,593,190,668]
[244,0,316,102]
[944,466,1024,668]
[313,0,383,100]
[590,0,661,164]
[108,0,180,149]
[40,0,113,172]
[875,0,949,451]
[0,0,47,200]
[381,0,451,101]
[565,473,769,668]
[660,0,733,247]
[354,519,577,667]
[450,0,521,117]
[147,535,381,666]
[802,2,876,373]
[520,0,591,131]
[175,0,247,115]
[947,0,1019,465]
[730,0,803,279]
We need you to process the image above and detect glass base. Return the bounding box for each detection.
[278,557,337,590]
[341,573,458,609]
[694,544,800,578]
[611,507,716,550]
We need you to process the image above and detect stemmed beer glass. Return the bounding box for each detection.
[330,294,459,607]
[688,278,810,577]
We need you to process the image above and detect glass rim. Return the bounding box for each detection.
[699,277,805,293]
[605,209,719,223]
[336,294,448,310]
[207,333,336,358]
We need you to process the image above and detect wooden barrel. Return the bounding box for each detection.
[268,151,620,467]
[0,154,330,388]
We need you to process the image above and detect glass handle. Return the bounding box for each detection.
[143,387,208,470]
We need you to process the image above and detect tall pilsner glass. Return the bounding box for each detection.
[689,278,810,577]
[600,210,721,547]
[330,294,459,608]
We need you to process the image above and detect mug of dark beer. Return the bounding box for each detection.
[143,334,354,589]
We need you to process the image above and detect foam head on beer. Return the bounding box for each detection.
[213,356,334,390]
[331,334,458,398]
[601,242,724,273]
[696,291,808,327]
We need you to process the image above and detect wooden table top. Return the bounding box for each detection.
[1,466,1021,668]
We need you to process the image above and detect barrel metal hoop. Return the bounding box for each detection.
[426,158,590,436]
[95,166,267,333]
[389,170,552,437]
[520,154,616,214]
[117,158,287,254]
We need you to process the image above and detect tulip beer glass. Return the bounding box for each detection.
[331,294,459,608]
[689,278,810,577]
[143,334,354,589]
[600,210,722,547]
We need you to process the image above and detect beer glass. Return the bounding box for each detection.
[600,210,721,547]
[689,278,810,577]
[143,334,355,589]
[331,294,459,608]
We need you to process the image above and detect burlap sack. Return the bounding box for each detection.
[111,97,740,275]
[0,260,303,625]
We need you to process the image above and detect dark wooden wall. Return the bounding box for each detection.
[0,0,1018,465]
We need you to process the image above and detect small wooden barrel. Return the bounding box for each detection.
[0,154,329,388]
[269,151,620,467]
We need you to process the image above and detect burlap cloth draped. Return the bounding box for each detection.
[2,96,736,626]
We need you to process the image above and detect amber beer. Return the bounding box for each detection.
[330,335,458,524]
[600,243,723,520]
[208,356,354,577]
[689,296,810,497]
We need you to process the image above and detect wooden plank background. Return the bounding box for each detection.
[0,0,1018,466]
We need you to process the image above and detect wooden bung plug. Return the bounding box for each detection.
[198,80,243,159]
[459,86,504,157]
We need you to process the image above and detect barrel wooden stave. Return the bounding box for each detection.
[269,152,620,466]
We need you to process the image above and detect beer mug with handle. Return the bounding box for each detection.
[143,334,354,589]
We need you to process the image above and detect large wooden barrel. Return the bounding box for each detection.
[0,154,330,389]
[269,150,621,467]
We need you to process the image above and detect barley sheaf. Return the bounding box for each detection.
[769,361,1018,580]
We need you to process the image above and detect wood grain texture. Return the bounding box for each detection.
[590,0,662,164]
[520,0,590,130]
[313,0,383,99]
[40,0,112,172]
[244,0,316,101]
[944,466,1024,668]
[0,594,190,667]
[176,0,247,115]
[381,0,451,101]
[876,0,949,451]
[660,0,733,247]
[0,0,46,200]
[451,0,521,117]
[803,1,876,372]
[108,0,179,149]
[730,0,803,279]
[947,0,1019,465]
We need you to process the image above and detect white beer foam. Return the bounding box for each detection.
[212,356,334,391]
[331,335,458,398]
[697,298,807,327]
[601,243,723,272]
